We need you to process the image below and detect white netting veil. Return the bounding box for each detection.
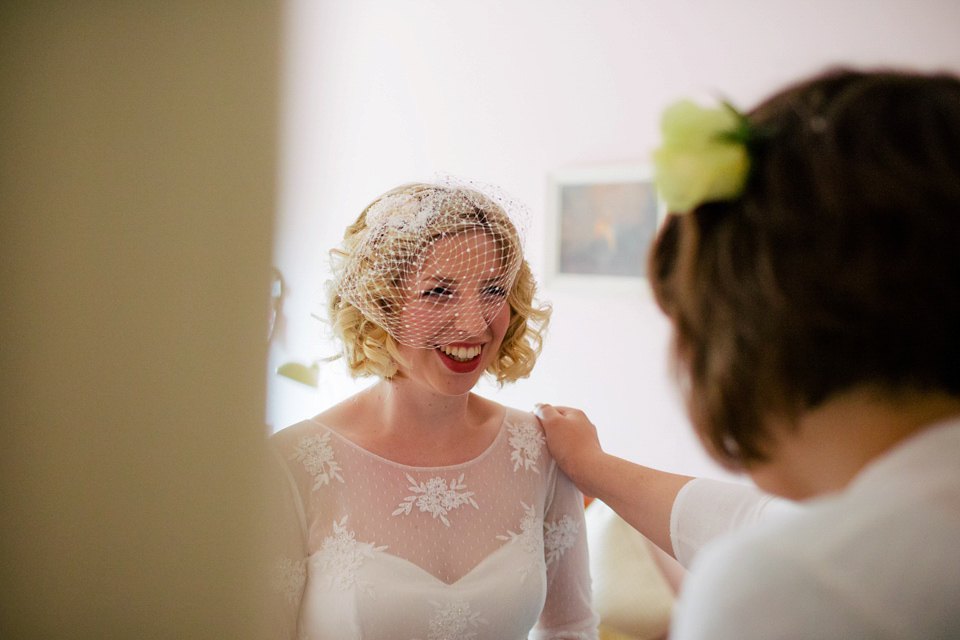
[331,177,531,350]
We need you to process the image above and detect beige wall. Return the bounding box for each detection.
[1,2,281,637]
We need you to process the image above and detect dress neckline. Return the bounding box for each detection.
[308,406,512,470]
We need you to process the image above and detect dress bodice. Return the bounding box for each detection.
[266,407,598,640]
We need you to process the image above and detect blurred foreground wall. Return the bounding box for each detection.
[0,2,282,637]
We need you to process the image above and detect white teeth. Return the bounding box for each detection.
[438,344,482,361]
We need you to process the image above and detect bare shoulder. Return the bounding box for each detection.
[310,391,374,439]
[481,397,538,427]
[468,393,511,432]
[468,395,546,442]
[268,390,371,447]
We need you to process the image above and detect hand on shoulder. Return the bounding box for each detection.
[533,403,606,489]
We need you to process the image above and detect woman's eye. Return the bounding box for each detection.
[483,285,508,297]
[422,287,453,298]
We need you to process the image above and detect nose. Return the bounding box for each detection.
[451,295,490,336]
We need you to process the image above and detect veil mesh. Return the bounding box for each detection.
[332,176,530,350]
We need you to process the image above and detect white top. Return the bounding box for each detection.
[266,407,599,640]
[668,417,960,639]
[670,476,798,569]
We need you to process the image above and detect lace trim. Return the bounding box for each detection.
[544,514,580,568]
[506,419,545,473]
[497,502,544,582]
[392,473,479,527]
[317,516,387,596]
[269,556,306,603]
[290,432,344,491]
[414,599,488,640]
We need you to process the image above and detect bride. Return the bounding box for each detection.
[266,180,599,640]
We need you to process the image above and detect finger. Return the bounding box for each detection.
[533,403,555,420]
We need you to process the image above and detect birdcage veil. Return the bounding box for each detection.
[332,175,530,350]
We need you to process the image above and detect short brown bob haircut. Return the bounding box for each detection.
[327,182,551,384]
[649,68,960,469]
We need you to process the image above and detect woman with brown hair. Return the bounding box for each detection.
[537,68,960,639]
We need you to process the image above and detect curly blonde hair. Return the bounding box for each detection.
[326,182,551,384]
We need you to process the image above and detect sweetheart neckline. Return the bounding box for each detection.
[309,537,537,587]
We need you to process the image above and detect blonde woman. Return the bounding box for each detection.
[268,181,599,640]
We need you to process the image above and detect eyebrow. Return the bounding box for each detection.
[420,275,506,287]
[422,276,455,287]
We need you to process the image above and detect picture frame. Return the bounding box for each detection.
[545,164,666,293]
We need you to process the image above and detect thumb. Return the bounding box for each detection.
[533,403,556,421]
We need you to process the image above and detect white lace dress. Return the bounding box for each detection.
[267,407,599,640]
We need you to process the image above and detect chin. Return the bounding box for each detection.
[441,370,487,395]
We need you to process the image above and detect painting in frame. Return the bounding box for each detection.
[545,164,665,293]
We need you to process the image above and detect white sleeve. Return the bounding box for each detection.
[669,532,822,640]
[530,462,601,640]
[669,478,799,569]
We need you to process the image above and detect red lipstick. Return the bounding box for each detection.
[435,344,484,374]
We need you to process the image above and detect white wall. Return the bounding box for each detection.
[267,0,960,479]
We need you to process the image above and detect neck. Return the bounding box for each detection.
[371,377,475,438]
[747,388,960,501]
[355,378,503,468]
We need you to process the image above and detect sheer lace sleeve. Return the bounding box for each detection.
[265,443,308,640]
[532,460,601,640]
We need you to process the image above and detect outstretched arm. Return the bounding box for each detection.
[534,403,695,559]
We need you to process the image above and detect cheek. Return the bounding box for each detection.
[397,304,447,343]
[491,303,513,339]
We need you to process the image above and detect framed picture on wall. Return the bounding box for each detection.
[545,164,665,292]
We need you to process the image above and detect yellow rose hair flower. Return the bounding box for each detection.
[652,100,751,214]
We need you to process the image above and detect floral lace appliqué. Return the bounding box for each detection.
[544,514,580,567]
[413,599,488,640]
[290,432,344,491]
[270,556,306,603]
[497,502,544,582]
[317,516,387,596]
[506,419,545,473]
[392,473,479,527]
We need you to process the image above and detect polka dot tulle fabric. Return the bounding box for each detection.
[265,409,599,639]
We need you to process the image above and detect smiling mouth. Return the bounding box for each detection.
[437,344,482,362]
